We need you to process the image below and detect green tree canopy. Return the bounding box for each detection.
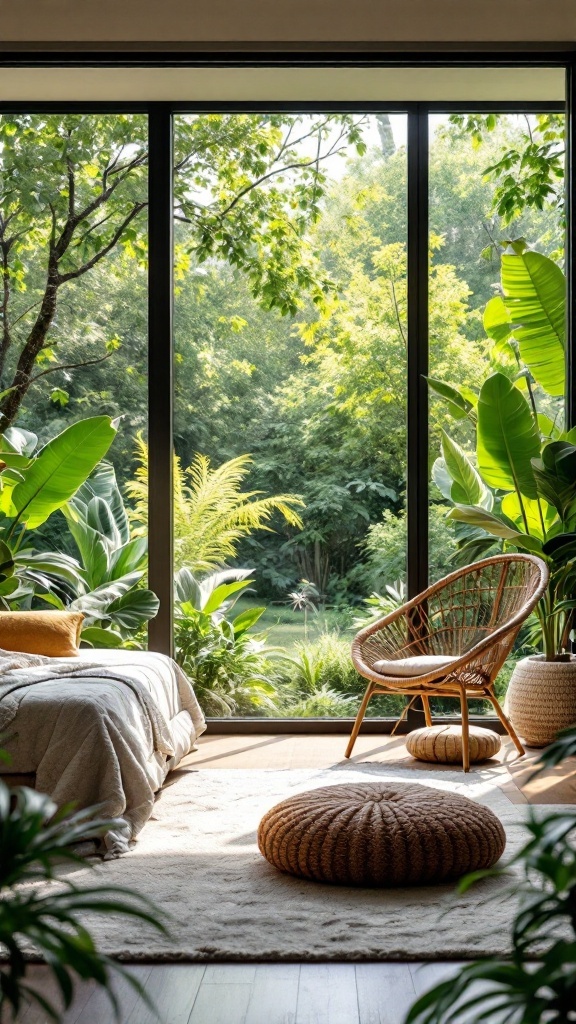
[0,112,367,425]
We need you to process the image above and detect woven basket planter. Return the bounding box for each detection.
[505,655,576,748]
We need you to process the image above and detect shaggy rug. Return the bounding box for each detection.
[51,762,548,961]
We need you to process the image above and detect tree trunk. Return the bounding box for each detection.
[0,263,60,427]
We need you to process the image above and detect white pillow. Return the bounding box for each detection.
[371,654,460,677]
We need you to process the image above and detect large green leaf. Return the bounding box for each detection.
[431,458,454,502]
[501,242,565,397]
[448,504,524,539]
[72,461,129,544]
[477,372,540,499]
[424,377,477,421]
[501,493,557,541]
[203,580,253,615]
[72,572,143,618]
[232,606,265,635]
[174,568,202,609]
[532,441,576,524]
[62,508,109,589]
[109,537,148,580]
[440,431,492,510]
[1,426,38,456]
[80,626,124,648]
[447,504,543,551]
[5,417,116,529]
[106,589,159,630]
[483,295,513,344]
[14,550,84,590]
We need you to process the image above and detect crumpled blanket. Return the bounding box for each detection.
[0,648,206,856]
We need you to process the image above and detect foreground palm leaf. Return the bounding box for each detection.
[0,781,166,1022]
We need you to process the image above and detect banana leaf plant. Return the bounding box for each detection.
[62,462,159,647]
[0,419,117,610]
[0,423,158,648]
[428,241,575,660]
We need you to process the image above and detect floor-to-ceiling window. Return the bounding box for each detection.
[0,64,568,726]
[172,110,409,719]
[426,105,566,717]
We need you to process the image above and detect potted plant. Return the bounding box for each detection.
[428,240,576,746]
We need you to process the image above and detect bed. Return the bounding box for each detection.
[0,648,206,856]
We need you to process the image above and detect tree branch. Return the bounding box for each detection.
[217,149,347,219]
[388,273,407,348]
[58,202,146,283]
[29,349,114,384]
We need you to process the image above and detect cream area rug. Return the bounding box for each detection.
[52,762,549,961]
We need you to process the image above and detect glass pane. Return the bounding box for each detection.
[173,112,408,719]
[427,110,565,717]
[0,113,149,649]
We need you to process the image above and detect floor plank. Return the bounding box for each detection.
[62,965,152,1024]
[409,962,462,997]
[244,965,301,1024]
[202,964,257,984]
[187,979,253,1024]
[355,963,416,1024]
[295,964,360,1024]
[125,965,206,1024]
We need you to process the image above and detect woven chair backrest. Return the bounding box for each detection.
[412,556,543,657]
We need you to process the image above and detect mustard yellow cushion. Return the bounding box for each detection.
[0,611,84,658]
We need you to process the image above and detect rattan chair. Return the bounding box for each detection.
[345,554,549,771]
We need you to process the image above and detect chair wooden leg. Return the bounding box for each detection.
[344,684,373,759]
[459,689,470,773]
[486,691,525,757]
[421,695,433,727]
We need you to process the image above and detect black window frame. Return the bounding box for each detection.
[0,50,572,735]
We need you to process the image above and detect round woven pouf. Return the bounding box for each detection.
[258,782,506,887]
[406,725,501,765]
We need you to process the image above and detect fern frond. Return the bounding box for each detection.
[128,443,304,572]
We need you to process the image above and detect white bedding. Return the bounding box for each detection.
[0,648,206,856]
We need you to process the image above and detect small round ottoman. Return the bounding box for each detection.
[258,782,506,887]
[406,725,501,765]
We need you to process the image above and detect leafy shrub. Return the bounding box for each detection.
[353,504,458,594]
[283,631,361,696]
[275,629,407,719]
[283,684,359,718]
[352,579,407,629]
[174,568,280,717]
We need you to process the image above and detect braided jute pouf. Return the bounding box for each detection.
[258,782,506,887]
[406,725,501,765]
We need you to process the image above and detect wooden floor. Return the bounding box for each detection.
[16,962,461,1024]
[181,731,576,805]
[13,732,576,1023]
